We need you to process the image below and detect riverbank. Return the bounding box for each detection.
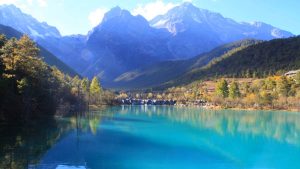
[114,100,300,112]
[174,102,300,112]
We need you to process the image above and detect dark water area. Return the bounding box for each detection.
[1,106,300,169]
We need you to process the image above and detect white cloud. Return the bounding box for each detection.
[0,0,19,5]
[88,8,108,27]
[0,0,47,8]
[37,0,47,7]
[132,0,178,20]
[27,0,33,5]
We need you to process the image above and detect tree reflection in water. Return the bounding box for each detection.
[119,106,300,146]
[0,108,112,169]
[1,106,299,169]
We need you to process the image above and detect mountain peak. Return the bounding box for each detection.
[181,2,197,8]
[0,4,61,38]
[0,4,23,14]
[109,6,122,14]
[102,6,132,22]
[176,2,201,12]
[89,6,151,41]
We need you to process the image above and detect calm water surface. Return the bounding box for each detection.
[1,106,300,169]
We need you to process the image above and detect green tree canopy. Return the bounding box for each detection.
[216,79,229,98]
[0,34,87,120]
[229,81,241,99]
[90,76,101,95]
[277,76,291,97]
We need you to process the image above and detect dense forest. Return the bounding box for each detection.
[166,36,300,87]
[0,34,110,122]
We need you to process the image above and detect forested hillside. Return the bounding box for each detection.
[164,36,300,88]
[114,39,260,89]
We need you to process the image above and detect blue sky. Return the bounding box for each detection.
[1,0,299,35]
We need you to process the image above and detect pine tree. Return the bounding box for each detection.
[1,38,18,77]
[252,71,257,78]
[90,77,102,105]
[0,34,7,49]
[90,77,101,95]
[245,69,251,78]
[16,35,39,58]
[229,81,241,99]
[216,79,229,98]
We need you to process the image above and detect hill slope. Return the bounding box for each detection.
[165,36,300,88]
[112,39,261,89]
[0,24,78,76]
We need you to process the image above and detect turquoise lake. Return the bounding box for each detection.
[1,106,300,169]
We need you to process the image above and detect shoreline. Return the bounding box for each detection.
[114,103,300,112]
[204,105,300,112]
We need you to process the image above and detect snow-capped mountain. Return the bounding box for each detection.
[84,7,173,81]
[0,3,294,87]
[0,4,61,39]
[150,2,293,58]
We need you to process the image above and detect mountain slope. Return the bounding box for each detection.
[150,2,293,59]
[112,39,261,89]
[82,4,293,86]
[0,4,294,88]
[84,7,172,82]
[0,4,60,39]
[164,36,300,88]
[0,24,78,76]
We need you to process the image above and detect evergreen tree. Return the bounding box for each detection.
[90,77,102,104]
[252,71,257,78]
[90,77,101,95]
[1,38,18,77]
[216,79,229,98]
[245,69,251,78]
[81,78,89,93]
[0,34,7,48]
[229,81,241,99]
[16,35,39,58]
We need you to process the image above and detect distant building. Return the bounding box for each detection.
[285,70,300,77]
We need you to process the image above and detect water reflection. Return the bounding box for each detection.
[1,106,300,169]
[0,109,112,169]
[68,110,114,135]
[0,119,65,169]
[119,106,300,146]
